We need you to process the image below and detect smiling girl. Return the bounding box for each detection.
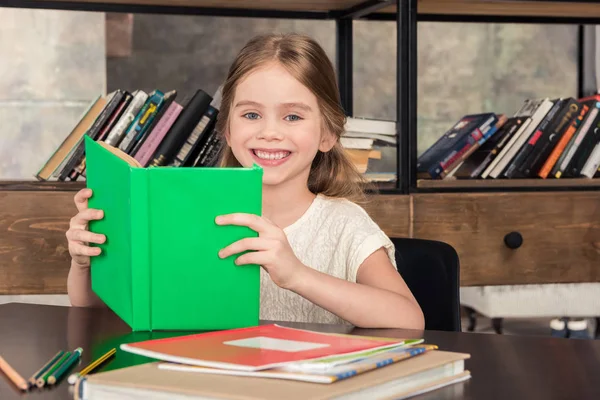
[66,33,424,330]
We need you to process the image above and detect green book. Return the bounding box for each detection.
[84,135,262,331]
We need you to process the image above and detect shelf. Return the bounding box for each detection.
[0,180,85,191]
[417,178,600,192]
[413,0,600,21]
[31,0,359,11]
[9,0,600,21]
[4,0,385,18]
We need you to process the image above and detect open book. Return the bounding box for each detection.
[84,136,263,331]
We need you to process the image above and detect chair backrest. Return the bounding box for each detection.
[390,237,461,332]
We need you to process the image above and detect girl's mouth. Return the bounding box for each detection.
[251,149,291,166]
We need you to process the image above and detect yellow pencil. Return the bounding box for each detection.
[0,355,28,391]
[68,348,116,385]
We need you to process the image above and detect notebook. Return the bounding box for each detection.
[158,344,439,384]
[76,350,471,400]
[119,324,410,371]
[84,136,263,331]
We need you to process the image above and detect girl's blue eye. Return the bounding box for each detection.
[285,114,302,122]
[243,112,260,120]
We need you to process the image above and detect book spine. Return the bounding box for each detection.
[481,118,531,178]
[471,119,521,178]
[526,99,581,177]
[56,93,124,181]
[503,99,563,178]
[148,89,213,167]
[120,90,165,154]
[553,103,599,178]
[71,92,134,180]
[581,142,600,178]
[440,129,486,179]
[130,167,151,331]
[130,90,177,157]
[135,102,183,167]
[104,90,148,147]
[538,103,588,178]
[174,105,218,167]
[566,115,600,176]
[489,99,553,178]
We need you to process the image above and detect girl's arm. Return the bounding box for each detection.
[217,213,425,330]
[288,248,425,330]
[67,262,106,308]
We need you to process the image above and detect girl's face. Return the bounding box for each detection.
[226,62,335,188]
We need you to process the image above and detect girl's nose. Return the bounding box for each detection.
[257,120,284,141]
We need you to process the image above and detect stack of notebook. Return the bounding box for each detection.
[75,325,470,399]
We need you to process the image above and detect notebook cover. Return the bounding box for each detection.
[82,350,470,400]
[119,324,407,371]
[85,136,263,331]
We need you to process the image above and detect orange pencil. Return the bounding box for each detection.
[0,355,28,391]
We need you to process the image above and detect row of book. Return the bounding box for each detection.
[417,95,600,180]
[36,86,222,181]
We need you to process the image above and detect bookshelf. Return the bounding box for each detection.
[1,0,599,295]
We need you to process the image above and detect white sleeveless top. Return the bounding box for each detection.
[259,194,396,325]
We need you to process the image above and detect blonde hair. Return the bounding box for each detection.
[216,33,372,204]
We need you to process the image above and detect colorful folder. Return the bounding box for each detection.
[84,136,263,331]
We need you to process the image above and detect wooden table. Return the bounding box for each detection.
[0,303,599,399]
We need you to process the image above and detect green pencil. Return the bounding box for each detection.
[36,351,70,388]
[48,348,83,385]
[27,350,64,387]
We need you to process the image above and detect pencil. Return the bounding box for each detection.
[36,351,71,388]
[68,348,115,385]
[27,350,64,387]
[0,355,28,391]
[48,347,83,385]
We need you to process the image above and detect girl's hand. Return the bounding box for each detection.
[216,213,307,290]
[66,188,106,269]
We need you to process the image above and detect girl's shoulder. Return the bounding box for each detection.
[309,194,382,231]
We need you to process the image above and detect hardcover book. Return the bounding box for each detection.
[84,136,263,331]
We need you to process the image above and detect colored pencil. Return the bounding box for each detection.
[48,347,83,385]
[27,350,64,387]
[0,355,28,391]
[68,348,115,385]
[36,351,70,388]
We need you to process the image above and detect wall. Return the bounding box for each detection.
[0,8,106,180]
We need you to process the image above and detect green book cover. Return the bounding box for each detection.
[84,136,262,331]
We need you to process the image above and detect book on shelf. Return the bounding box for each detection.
[77,325,470,400]
[340,116,397,182]
[417,94,600,181]
[35,86,225,182]
[85,136,263,332]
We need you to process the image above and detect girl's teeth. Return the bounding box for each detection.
[255,151,290,160]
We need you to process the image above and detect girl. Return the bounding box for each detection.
[66,33,424,330]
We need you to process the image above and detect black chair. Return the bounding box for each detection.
[391,237,461,332]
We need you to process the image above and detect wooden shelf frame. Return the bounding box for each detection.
[4,0,600,22]
[417,178,600,192]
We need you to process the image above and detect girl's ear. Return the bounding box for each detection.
[319,130,337,153]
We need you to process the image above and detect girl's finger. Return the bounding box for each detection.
[219,237,271,259]
[234,251,266,266]
[215,213,274,235]
[70,208,104,227]
[70,242,102,257]
[73,188,93,212]
[67,229,106,244]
